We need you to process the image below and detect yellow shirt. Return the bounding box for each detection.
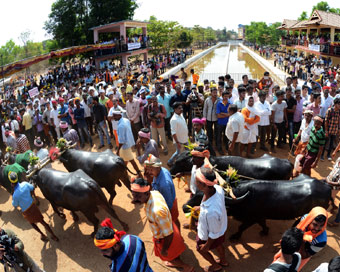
[145,191,173,239]
[22,112,32,130]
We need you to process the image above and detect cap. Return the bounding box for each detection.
[59,121,68,129]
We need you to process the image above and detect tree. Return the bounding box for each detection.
[298,11,308,21]
[311,1,340,15]
[178,31,193,48]
[245,22,284,46]
[45,0,138,48]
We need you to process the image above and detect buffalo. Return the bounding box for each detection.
[59,149,133,205]
[170,152,293,180]
[183,174,331,240]
[32,168,129,235]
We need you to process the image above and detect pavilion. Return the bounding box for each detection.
[278,10,340,64]
[90,20,150,69]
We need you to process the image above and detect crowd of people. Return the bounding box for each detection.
[1,49,340,272]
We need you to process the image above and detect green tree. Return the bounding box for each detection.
[245,22,283,46]
[298,11,308,21]
[178,31,193,48]
[45,0,138,48]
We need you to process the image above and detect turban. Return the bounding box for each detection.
[52,100,57,105]
[322,86,331,90]
[303,109,313,116]
[4,130,11,137]
[146,95,153,100]
[192,117,206,126]
[296,206,328,242]
[144,154,162,167]
[191,149,210,158]
[131,183,151,193]
[59,121,68,129]
[107,91,114,96]
[58,98,65,103]
[74,97,80,102]
[94,218,126,250]
[138,131,150,139]
[34,137,44,147]
[112,110,122,116]
[8,171,18,184]
[314,116,323,123]
[196,167,217,187]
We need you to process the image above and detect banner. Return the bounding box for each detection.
[28,87,39,98]
[308,44,320,52]
[128,42,141,51]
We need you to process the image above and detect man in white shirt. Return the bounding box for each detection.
[49,100,61,139]
[320,86,334,118]
[270,90,288,153]
[226,104,244,156]
[196,166,228,272]
[167,102,188,167]
[313,256,340,272]
[255,91,272,151]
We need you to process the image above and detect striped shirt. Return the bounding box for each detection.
[325,107,340,135]
[109,235,153,272]
[145,191,173,239]
[307,127,326,154]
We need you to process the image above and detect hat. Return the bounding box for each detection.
[111,110,123,116]
[139,88,146,94]
[144,154,162,167]
[314,116,324,123]
[52,100,57,105]
[58,97,65,103]
[146,95,152,100]
[99,89,105,94]
[107,91,113,96]
[8,171,18,184]
[322,86,331,90]
[304,110,313,116]
[34,137,44,147]
[59,121,68,129]
[74,97,81,102]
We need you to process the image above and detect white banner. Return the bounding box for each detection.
[28,87,39,98]
[308,44,320,52]
[127,42,141,51]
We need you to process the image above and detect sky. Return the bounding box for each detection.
[1,0,339,47]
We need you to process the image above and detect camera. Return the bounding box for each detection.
[0,231,24,269]
[149,111,161,125]
[190,90,199,108]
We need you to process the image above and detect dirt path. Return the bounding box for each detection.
[0,135,339,272]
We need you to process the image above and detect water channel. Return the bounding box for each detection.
[184,45,267,84]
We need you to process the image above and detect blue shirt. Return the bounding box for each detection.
[74,106,87,127]
[110,235,153,272]
[157,93,172,118]
[152,167,176,209]
[58,104,70,123]
[216,101,230,125]
[117,117,135,149]
[12,182,34,212]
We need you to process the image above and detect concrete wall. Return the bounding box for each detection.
[240,44,287,86]
[160,42,228,79]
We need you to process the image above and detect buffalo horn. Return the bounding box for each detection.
[225,191,250,205]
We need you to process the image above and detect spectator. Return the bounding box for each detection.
[226,104,244,156]
[167,102,188,167]
[255,90,271,151]
[203,87,219,148]
[136,128,159,165]
[126,91,141,141]
[216,90,230,155]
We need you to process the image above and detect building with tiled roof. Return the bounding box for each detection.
[278,10,340,64]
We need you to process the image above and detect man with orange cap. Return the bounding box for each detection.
[273,206,328,271]
[131,178,194,272]
[94,218,153,272]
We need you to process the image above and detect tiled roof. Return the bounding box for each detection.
[278,10,340,30]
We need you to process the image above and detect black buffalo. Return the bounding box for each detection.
[183,174,331,240]
[59,149,132,205]
[32,168,128,235]
[170,152,293,180]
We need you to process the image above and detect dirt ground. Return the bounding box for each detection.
[0,135,339,272]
